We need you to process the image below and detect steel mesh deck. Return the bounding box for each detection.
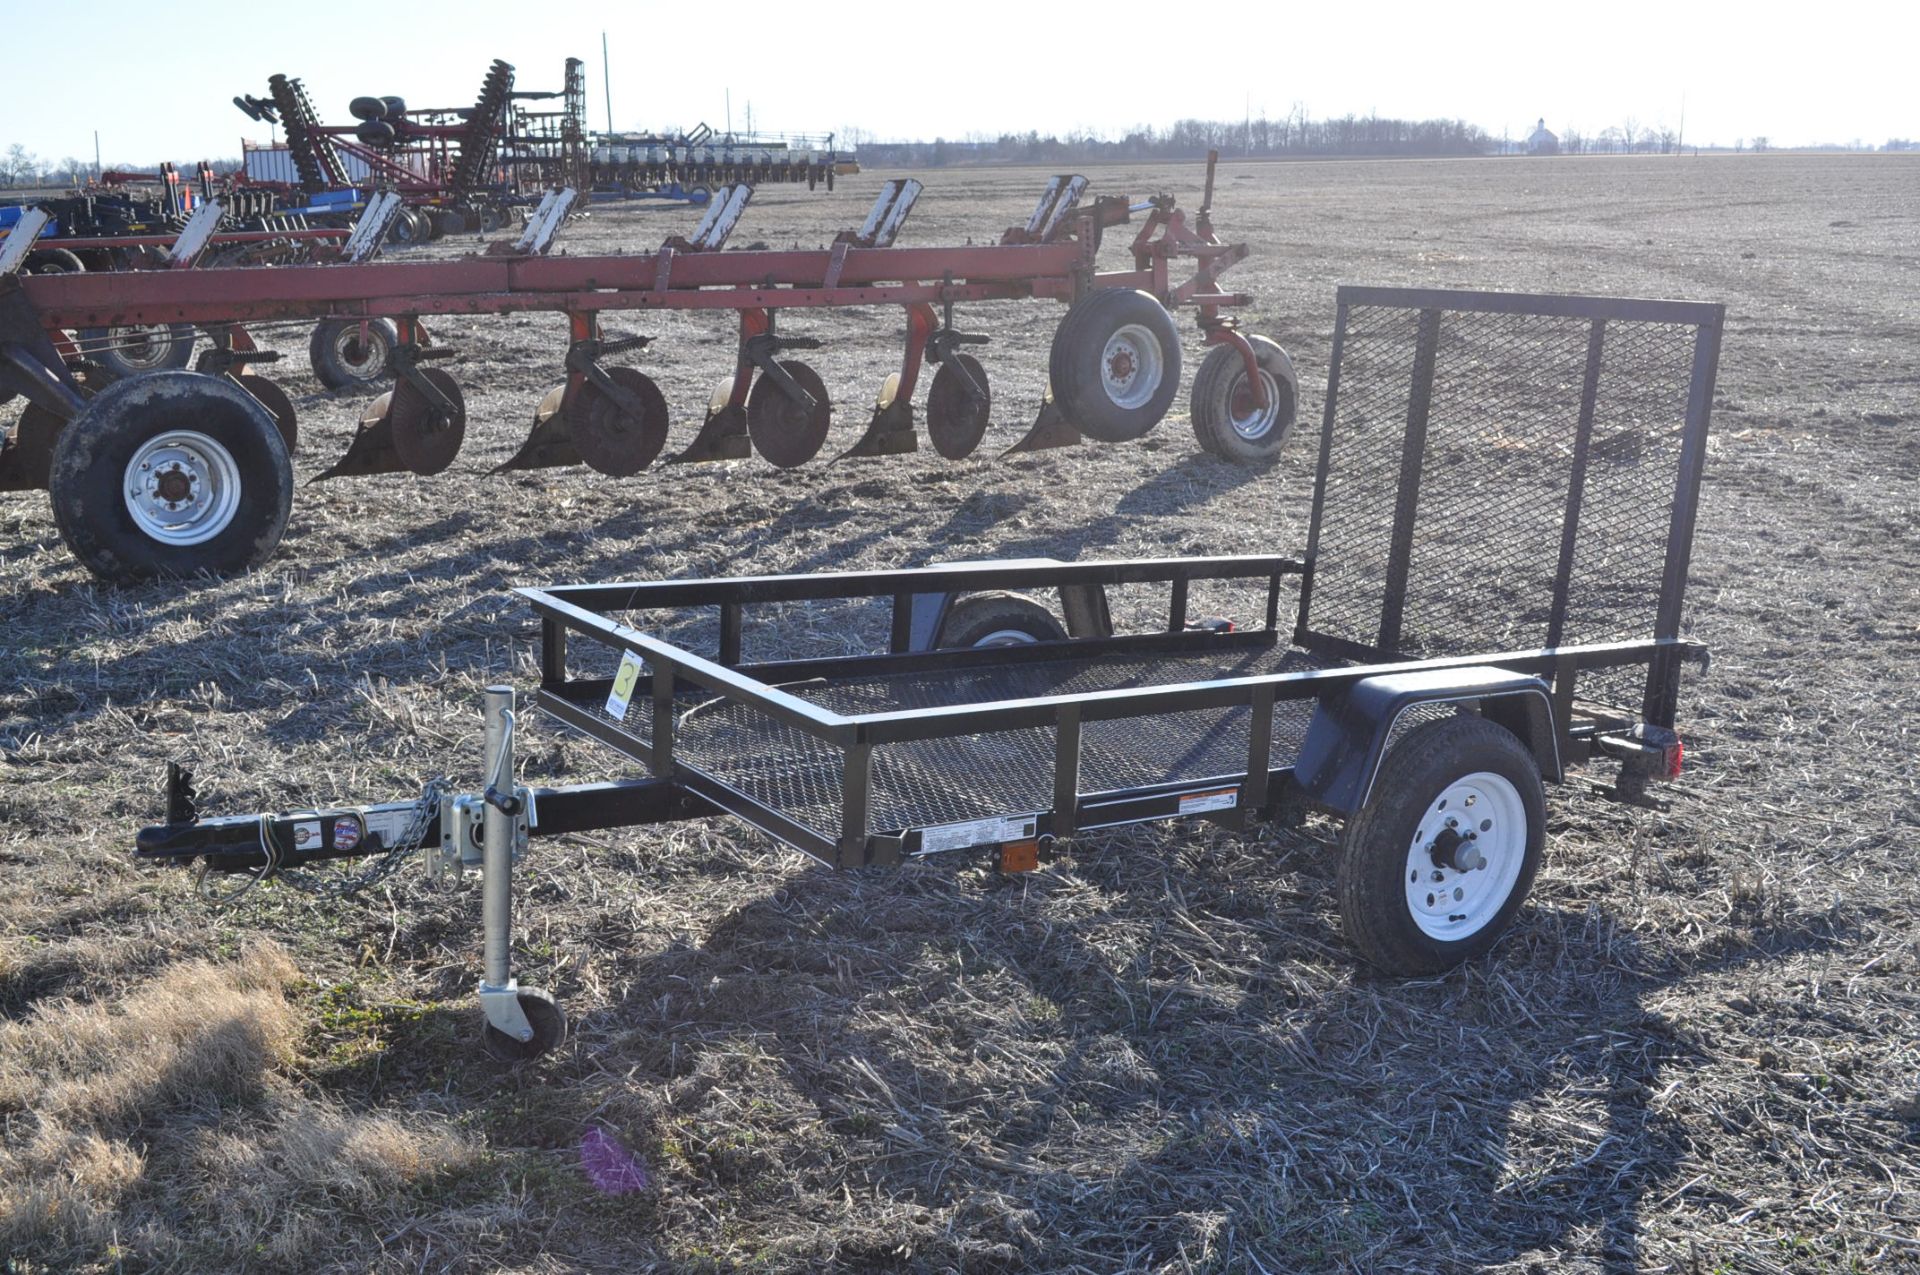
[577,645,1332,842]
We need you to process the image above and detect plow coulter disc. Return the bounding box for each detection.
[389,368,467,476]
[747,360,831,469]
[926,355,993,460]
[0,403,64,492]
[493,384,580,474]
[236,374,298,454]
[573,368,669,478]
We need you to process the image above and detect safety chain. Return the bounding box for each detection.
[196,776,451,906]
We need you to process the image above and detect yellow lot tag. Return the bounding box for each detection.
[605,651,645,720]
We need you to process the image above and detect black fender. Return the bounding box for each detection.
[1293,665,1561,815]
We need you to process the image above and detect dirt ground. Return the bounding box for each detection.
[2,153,1917,1273]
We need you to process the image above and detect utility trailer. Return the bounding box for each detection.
[132,286,1721,1060]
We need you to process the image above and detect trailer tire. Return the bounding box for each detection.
[1337,715,1545,977]
[938,592,1068,648]
[309,318,399,389]
[1190,336,1299,464]
[80,324,197,377]
[48,371,293,583]
[1048,289,1182,443]
[482,987,568,1062]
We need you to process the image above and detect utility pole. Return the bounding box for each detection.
[601,33,614,133]
[93,130,101,183]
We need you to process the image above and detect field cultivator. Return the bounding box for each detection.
[235,57,585,238]
[1,154,1296,584]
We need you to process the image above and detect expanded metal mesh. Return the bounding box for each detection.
[578,646,1331,839]
[1305,297,1706,671]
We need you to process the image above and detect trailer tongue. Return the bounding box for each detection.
[132,285,1722,1060]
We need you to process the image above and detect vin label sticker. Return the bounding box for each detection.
[605,651,646,721]
[917,814,1039,855]
[1178,788,1239,816]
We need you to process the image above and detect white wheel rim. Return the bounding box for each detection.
[1100,323,1164,411]
[1230,369,1284,440]
[333,326,387,376]
[110,325,179,371]
[123,430,242,547]
[973,628,1040,647]
[1403,770,1528,941]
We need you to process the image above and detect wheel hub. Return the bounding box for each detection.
[1403,772,1526,940]
[123,431,243,546]
[1099,323,1164,411]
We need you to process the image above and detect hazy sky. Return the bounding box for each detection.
[5,0,1915,164]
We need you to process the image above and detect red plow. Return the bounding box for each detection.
[0,153,1298,583]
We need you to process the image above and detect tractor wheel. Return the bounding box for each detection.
[1190,336,1299,465]
[48,371,293,583]
[309,318,399,389]
[1337,716,1546,976]
[80,324,197,378]
[937,591,1068,648]
[1047,289,1181,443]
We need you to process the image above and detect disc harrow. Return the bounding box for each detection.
[2,152,1296,584]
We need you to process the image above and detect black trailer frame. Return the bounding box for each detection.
[134,284,1724,1056]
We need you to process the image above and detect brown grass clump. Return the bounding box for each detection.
[0,941,480,1270]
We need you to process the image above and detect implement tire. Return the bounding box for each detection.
[48,372,293,583]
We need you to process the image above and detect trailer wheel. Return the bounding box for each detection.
[80,324,196,377]
[1190,336,1299,464]
[938,592,1068,647]
[1048,289,1182,443]
[1337,715,1545,977]
[309,318,399,389]
[482,987,568,1062]
[48,371,293,583]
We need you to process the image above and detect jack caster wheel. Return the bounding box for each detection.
[1190,335,1298,464]
[1337,715,1545,976]
[1047,289,1181,443]
[482,987,568,1062]
[747,359,831,468]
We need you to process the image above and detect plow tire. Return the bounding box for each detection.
[309,318,399,390]
[81,324,197,378]
[1190,336,1298,465]
[747,361,832,468]
[49,372,292,583]
[28,248,85,275]
[1048,289,1181,443]
[573,368,670,477]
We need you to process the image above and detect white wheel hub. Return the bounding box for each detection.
[123,430,242,547]
[973,628,1040,647]
[1230,369,1284,440]
[1100,323,1164,410]
[1403,771,1527,941]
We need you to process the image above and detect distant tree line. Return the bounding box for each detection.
[851,109,1498,166]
